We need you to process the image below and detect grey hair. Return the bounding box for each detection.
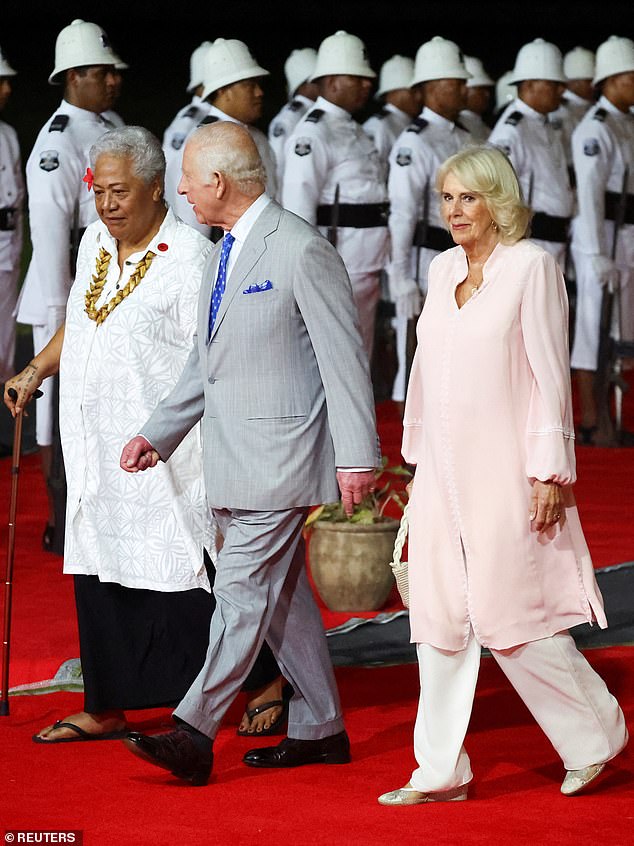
[89,126,165,184]
[187,122,266,195]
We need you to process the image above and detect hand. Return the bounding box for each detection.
[3,363,42,418]
[395,288,423,321]
[336,470,376,517]
[120,435,161,473]
[591,255,618,288]
[529,480,565,533]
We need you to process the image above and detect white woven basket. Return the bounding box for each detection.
[389,504,409,608]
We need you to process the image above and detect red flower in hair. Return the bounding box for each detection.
[83,167,94,191]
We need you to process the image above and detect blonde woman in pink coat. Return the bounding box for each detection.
[379,146,628,806]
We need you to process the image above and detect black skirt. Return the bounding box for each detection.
[74,555,280,712]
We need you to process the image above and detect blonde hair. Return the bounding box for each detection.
[436,145,532,244]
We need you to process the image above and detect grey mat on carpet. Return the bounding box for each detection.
[326,561,634,667]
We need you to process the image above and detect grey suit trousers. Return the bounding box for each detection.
[173,506,345,741]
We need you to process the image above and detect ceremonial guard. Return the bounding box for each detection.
[0,48,23,385]
[15,19,117,550]
[362,55,419,172]
[162,42,213,184]
[552,47,595,173]
[281,31,389,361]
[488,39,573,269]
[164,37,277,237]
[493,70,516,120]
[569,36,634,445]
[386,37,471,408]
[459,55,495,142]
[268,48,318,187]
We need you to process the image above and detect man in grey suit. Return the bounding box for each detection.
[119,121,380,786]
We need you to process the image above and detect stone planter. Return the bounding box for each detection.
[308,518,400,612]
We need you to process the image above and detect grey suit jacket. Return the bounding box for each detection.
[142,199,380,510]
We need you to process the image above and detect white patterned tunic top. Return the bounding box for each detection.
[60,207,216,591]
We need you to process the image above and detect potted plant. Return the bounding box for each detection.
[304,457,412,612]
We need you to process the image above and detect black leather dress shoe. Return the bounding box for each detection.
[123,729,213,786]
[243,731,351,768]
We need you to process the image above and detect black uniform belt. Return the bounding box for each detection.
[605,190,634,225]
[412,222,455,252]
[0,207,17,231]
[316,202,389,229]
[529,212,570,243]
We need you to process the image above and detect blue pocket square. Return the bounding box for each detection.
[243,280,273,294]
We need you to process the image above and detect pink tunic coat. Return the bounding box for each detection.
[402,239,607,650]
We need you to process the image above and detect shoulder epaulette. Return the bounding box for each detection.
[593,107,607,122]
[504,111,523,126]
[184,105,201,120]
[407,117,428,133]
[49,114,69,133]
[289,99,303,112]
[198,115,219,126]
[305,109,325,123]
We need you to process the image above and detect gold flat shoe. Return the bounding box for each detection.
[561,763,606,796]
[378,784,468,806]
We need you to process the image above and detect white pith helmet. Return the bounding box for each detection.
[495,70,517,112]
[49,19,117,84]
[188,41,212,93]
[411,36,471,85]
[201,38,269,100]
[593,35,634,85]
[508,38,565,84]
[464,55,494,88]
[310,31,375,81]
[563,47,595,80]
[284,48,317,96]
[0,48,17,77]
[376,55,415,97]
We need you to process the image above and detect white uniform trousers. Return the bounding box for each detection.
[0,269,18,382]
[349,270,380,365]
[410,628,628,793]
[31,323,56,447]
[570,247,634,372]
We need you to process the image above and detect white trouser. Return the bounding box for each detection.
[0,269,18,382]
[570,248,634,371]
[32,323,56,447]
[410,629,628,792]
[349,271,380,365]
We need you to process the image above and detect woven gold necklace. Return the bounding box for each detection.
[85,247,157,325]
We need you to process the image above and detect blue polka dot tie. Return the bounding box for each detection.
[208,232,235,338]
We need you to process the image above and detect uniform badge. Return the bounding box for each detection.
[39,150,60,172]
[294,138,312,157]
[395,148,412,167]
[272,123,286,138]
[171,133,186,150]
[583,138,600,156]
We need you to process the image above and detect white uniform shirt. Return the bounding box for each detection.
[0,119,24,272]
[458,109,491,143]
[489,97,574,219]
[281,95,389,275]
[362,102,412,172]
[551,91,592,168]
[571,95,634,266]
[100,109,125,128]
[268,94,314,187]
[60,207,216,590]
[164,102,278,237]
[17,100,111,325]
[387,107,471,291]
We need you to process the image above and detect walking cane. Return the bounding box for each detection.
[1,386,42,716]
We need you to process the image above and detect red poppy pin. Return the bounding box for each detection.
[83,167,94,191]
[157,243,168,252]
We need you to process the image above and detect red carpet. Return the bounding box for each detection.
[1,399,633,844]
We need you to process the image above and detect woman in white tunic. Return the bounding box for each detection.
[378,146,627,805]
[4,127,283,742]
